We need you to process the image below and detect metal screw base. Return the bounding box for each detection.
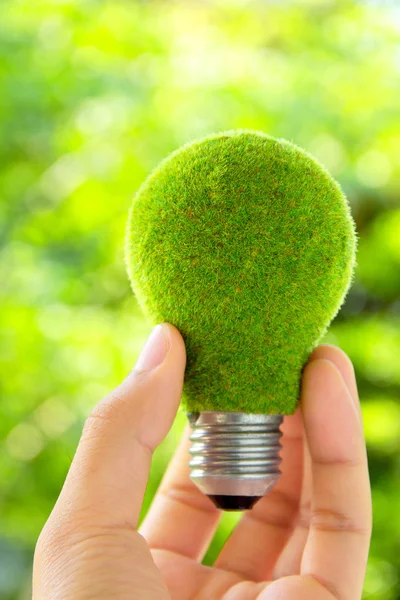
[188,411,283,510]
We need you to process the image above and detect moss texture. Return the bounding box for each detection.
[125,130,356,414]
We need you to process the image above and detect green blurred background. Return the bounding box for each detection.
[0,0,399,598]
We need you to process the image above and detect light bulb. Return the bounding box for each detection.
[125,130,356,510]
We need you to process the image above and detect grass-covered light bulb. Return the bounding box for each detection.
[125,130,356,511]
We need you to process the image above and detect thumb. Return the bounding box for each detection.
[51,322,186,530]
[34,322,185,600]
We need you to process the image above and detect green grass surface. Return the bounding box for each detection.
[126,131,355,414]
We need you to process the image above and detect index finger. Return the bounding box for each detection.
[300,358,372,600]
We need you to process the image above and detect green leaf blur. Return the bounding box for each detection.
[0,1,399,598]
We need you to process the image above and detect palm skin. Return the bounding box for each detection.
[33,324,371,600]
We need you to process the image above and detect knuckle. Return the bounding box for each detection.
[82,393,128,439]
[310,508,370,536]
[266,487,300,516]
[35,518,74,561]
[131,366,152,384]
[159,482,218,515]
[81,370,150,442]
[250,488,300,531]
[35,510,112,557]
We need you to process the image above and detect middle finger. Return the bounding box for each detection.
[214,409,304,582]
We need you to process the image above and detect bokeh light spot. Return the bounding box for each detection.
[356,151,392,188]
[5,424,44,462]
[33,398,76,439]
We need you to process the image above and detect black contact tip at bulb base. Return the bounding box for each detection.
[207,494,263,511]
[188,412,284,510]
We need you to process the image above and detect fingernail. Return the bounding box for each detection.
[135,324,169,371]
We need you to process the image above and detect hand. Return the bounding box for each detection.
[33,323,372,600]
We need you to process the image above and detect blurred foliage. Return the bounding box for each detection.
[0,0,399,598]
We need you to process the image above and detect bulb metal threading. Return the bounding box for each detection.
[188,411,283,510]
